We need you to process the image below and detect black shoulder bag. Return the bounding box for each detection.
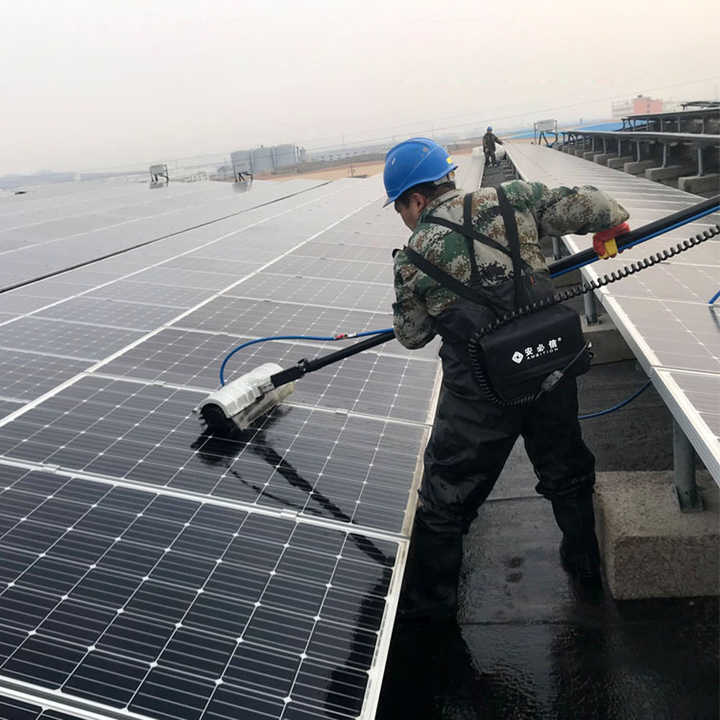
[403,188,591,406]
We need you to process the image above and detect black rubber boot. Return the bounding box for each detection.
[551,493,602,585]
[397,519,464,622]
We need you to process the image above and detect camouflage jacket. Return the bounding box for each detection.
[392,180,630,349]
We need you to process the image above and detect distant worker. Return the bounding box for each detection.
[483,126,504,166]
[384,137,630,620]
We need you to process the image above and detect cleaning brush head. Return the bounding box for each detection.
[197,363,295,433]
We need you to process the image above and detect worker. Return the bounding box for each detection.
[483,125,504,166]
[384,137,629,620]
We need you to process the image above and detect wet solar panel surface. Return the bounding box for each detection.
[0,375,422,533]
[0,465,398,720]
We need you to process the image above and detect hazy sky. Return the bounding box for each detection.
[1,0,718,174]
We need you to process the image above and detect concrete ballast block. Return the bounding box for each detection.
[623,159,657,175]
[581,317,633,364]
[678,174,720,194]
[593,153,613,165]
[582,151,596,161]
[594,471,719,600]
[645,165,695,181]
[606,155,634,169]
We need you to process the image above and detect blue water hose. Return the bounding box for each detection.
[578,379,652,420]
[219,329,393,386]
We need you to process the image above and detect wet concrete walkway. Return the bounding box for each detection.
[376,162,719,719]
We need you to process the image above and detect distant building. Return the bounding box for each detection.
[230,145,306,175]
[612,94,664,118]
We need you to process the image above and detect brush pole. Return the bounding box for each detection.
[549,194,719,277]
[270,330,396,386]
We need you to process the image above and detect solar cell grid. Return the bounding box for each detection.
[0,376,423,533]
[160,256,260,276]
[288,242,391,263]
[0,400,23,420]
[224,273,395,313]
[176,295,389,338]
[666,371,720,437]
[605,261,719,304]
[266,256,391,284]
[0,465,399,720]
[313,229,405,249]
[127,267,238,291]
[99,328,436,422]
[34,298,181,332]
[173,295,438,360]
[0,294,56,315]
[0,351,89,401]
[87,281,214,308]
[0,318,145,361]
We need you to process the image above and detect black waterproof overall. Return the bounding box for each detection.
[400,190,599,620]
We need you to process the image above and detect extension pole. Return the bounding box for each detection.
[550,194,720,277]
[265,197,719,387]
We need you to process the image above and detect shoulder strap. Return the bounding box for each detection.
[462,193,482,286]
[423,207,513,260]
[495,184,526,309]
[402,245,497,308]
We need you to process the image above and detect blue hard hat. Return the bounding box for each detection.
[487,126,492,131]
[383,137,457,207]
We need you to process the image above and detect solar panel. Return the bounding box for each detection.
[506,142,720,478]
[0,170,445,719]
[0,375,422,533]
[0,179,330,288]
[0,466,400,720]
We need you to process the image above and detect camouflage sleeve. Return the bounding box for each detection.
[392,250,436,349]
[502,180,629,236]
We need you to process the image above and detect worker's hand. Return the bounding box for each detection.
[593,222,630,259]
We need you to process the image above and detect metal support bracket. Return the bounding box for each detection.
[672,420,704,512]
[583,291,598,325]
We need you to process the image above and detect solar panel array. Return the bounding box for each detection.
[0,166,473,719]
[506,143,720,479]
